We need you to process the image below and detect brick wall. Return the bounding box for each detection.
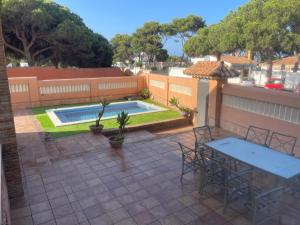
[142,73,198,109]
[8,76,145,108]
[0,20,23,199]
[220,84,300,155]
[7,67,127,80]
[1,146,11,225]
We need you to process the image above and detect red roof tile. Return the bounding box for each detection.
[273,56,298,66]
[221,56,256,65]
[183,61,239,79]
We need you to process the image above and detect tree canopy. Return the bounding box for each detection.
[2,0,112,67]
[131,22,164,63]
[163,15,205,61]
[184,0,300,66]
[111,15,204,66]
[111,34,133,66]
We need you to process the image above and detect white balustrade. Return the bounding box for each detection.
[223,95,300,125]
[39,84,90,94]
[9,83,28,93]
[98,81,137,90]
[169,84,192,96]
[149,80,165,89]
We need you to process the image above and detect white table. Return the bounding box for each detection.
[205,137,300,180]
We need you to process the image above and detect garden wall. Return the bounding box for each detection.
[220,84,300,155]
[7,67,126,80]
[141,73,198,109]
[1,145,11,225]
[8,76,145,108]
[8,71,198,109]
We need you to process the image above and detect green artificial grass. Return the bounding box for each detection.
[32,99,181,139]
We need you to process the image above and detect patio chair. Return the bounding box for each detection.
[193,125,213,150]
[268,132,297,156]
[178,142,202,184]
[245,126,270,146]
[198,150,226,194]
[223,170,284,225]
[193,125,218,158]
[233,126,270,172]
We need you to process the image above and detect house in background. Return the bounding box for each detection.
[191,55,256,73]
[269,56,299,72]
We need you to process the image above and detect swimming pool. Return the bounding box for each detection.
[46,101,167,126]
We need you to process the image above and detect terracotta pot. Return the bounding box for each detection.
[89,124,103,135]
[109,135,125,149]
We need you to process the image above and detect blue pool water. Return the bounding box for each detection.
[50,101,163,125]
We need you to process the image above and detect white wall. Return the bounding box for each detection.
[191,56,217,64]
[249,69,300,89]
[168,67,191,78]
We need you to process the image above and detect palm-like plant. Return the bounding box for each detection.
[169,97,193,119]
[169,97,180,108]
[95,98,110,127]
[116,111,130,137]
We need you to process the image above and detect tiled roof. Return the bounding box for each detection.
[221,55,256,65]
[273,56,297,65]
[183,61,239,79]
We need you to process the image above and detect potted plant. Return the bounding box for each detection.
[89,98,110,134]
[169,97,193,119]
[139,88,151,99]
[109,111,130,149]
[180,106,193,119]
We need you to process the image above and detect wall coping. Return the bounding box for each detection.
[223,84,300,108]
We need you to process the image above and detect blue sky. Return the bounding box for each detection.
[54,0,248,56]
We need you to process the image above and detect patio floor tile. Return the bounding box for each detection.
[52,203,74,219]
[32,210,54,225]
[55,213,79,225]
[10,111,299,225]
[83,203,104,220]
[108,207,131,223]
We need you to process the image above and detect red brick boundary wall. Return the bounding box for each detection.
[9,76,145,108]
[7,67,126,80]
[141,73,198,109]
[220,84,300,155]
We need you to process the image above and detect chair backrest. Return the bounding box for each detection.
[193,126,213,149]
[178,142,197,161]
[268,132,297,156]
[245,125,270,145]
[178,142,192,155]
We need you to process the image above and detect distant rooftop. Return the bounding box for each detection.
[221,55,256,65]
[183,61,239,79]
[273,56,298,66]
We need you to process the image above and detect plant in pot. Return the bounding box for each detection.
[179,106,193,119]
[109,111,130,149]
[90,98,110,134]
[169,97,193,119]
[139,88,151,99]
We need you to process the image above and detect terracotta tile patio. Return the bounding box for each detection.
[10,110,300,225]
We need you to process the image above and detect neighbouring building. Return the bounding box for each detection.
[183,61,239,127]
[191,55,256,72]
[261,56,299,72]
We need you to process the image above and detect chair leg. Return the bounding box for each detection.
[199,169,206,194]
[252,201,257,225]
[180,160,184,184]
[223,182,229,214]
